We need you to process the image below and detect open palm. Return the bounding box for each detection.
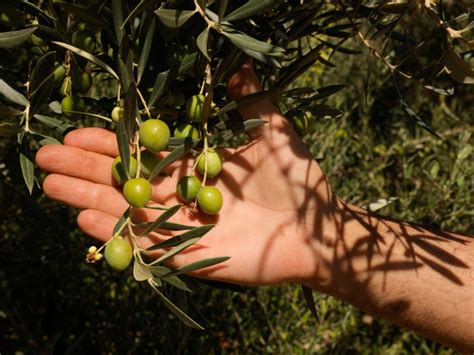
[36,63,334,286]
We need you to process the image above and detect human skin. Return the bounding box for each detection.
[35,63,474,352]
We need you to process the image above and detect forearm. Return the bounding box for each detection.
[308,200,474,352]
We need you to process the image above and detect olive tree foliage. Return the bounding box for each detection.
[0,0,472,327]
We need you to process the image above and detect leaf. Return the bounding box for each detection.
[30,73,55,117]
[52,41,119,80]
[133,260,153,281]
[150,237,200,265]
[162,274,204,293]
[20,139,35,195]
[113,208,130,235]
[138,18,156,83]
[443,45,474,84]
[123,83,138,138]
[0,27,38,48]
[221,26,284,56]
[307,84,346,100]
[141,204,182,236]
[301,285,319,322]
[149,281,204,329]
[196,27,210,61]
[164,256,230,277]
[216,119,267,141]
[0,79,28,107]
[148,70,169,108]
[217,90,278,115]
[30,51,56,95]
[0,121,21,137]
[363,197,398,212]
[111,0,124,44]
[116,120,131,180]
[122,0,155,29]
[224,0,280,22]
[147,224,215,251]
[155,8,196,28]
[178,52,198,75]
[33,114,75,136]
[159,222,195,231]
[148,140,199,181]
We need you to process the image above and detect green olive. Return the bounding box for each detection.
[71,30,96,53]
[72,70,92,93]
[291,111,314,136]
[197,186,223,215]
[61,95,85,118]
[140,150,159,178]
[111,106,123,124]
[31,33,45,47]
[53,62,66,83]
[196,149,222,179]
[112,156,138,184]
[174,123,200,140]
[123,177,152,208]
[139,119,170,153]
[185,94,205,122]
[104,237,133,271]
[176,175,201,203]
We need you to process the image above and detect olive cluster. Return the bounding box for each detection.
[112,94,224,215]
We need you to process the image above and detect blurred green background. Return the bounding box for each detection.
[1,34,473,355]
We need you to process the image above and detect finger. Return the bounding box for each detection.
[36,144,115,185]
[43,174,128,216]
[64,127,119,157]
[77,209,116,242]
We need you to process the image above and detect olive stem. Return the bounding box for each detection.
[136,87,152,119]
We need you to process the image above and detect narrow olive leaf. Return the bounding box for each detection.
[301,285,320,323]
[221,27,284,56]
[111,0,124,44]
[30,75,55,117]
[48,101,62,114]
[160,222,195,231]
[116,117,131,179]
[198,279,245,292]
[118,57,132,92]
[0,27,38,48]
[147,224,215,251]
[218,0,229,20]
[319,40,362,55]
[137,17,156,83]
[308,84,346,100]
[0,79,28,107]
[37,136,62,145]
[133,260,153,281]
[0,121,22,137]
[33,114,75,136]
[149,265,171,277]
[306,104,343,118]
[7,0,56,22]
[19,147,35,195]
[214,118,265,132]
[224,0,280,22]
[219,119,267,141]
[30,51,56,95]
[217,89,278,115]
[52,41,119,80]
[148,70,169,108]
[148,140,198,181]
[400,100,441,138]
[168,137,200,149]
[149,281,204,329]
[150,237,200,265]
[164,256,230,277]
[444,45,474,84]
[52,2,114,35]
[162,274,204,293]
[155,8,196,28]
[237,46,281,67]
[178,52,198,75]
[123,83,138,138]
[0,104,23,117]
[423,85,454,96]
[113,208,130,235]
[141,204,182,236]
[196,27,210,61]
[122,0,155,29]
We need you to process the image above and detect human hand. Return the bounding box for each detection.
[36,62,337,286]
